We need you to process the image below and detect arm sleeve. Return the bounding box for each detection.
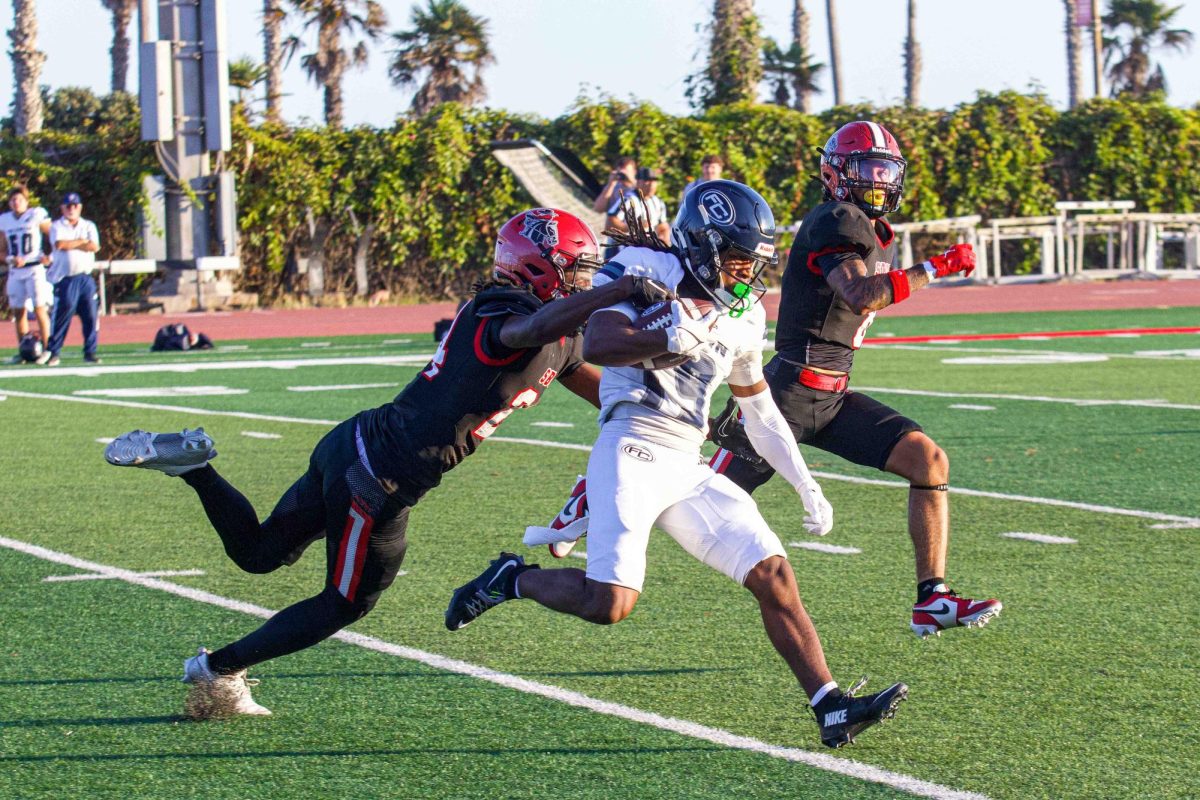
[734,388,817,494]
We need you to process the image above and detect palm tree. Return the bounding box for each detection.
[100,0,136,93]
[263,0,286,124]
[228,56,268,107]
[1102,0,1193,97]
[287,0,387,128]
[825,0,842,106]
[1064,0,1084,108]
[9,0,45,135]
[791,0,817,113]
[388,0,494,116]
[761,38,823,110]
[904,0,921,106]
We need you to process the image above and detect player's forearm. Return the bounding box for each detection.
[502,279,632,349]
[839,266,930,314]
[582,316,671,366]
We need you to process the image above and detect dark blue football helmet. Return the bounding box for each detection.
[670,180,777,317]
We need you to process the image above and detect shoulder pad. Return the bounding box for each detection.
[804,201,874,256]
[473,285,544,318]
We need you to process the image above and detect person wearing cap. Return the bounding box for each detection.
[611,167,671,247]
[0,185,53,364]
[44,192,102,366]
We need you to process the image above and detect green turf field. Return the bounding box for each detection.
[1,306,1197,800]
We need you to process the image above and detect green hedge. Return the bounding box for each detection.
[2,91,1197,301]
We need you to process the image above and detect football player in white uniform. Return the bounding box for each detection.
[1,186,53,363]
[448,182,908,749]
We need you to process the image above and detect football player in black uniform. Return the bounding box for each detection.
[105,208,668,718]
[709,121,1002,639]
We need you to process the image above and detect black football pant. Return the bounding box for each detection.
[181,417,409,674]
[712,354,922,491]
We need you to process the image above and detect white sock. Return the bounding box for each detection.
[810,681,839,707]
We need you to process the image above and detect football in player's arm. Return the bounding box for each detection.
[447,182,907,750]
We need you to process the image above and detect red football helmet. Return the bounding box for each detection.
[819,121,907,217]
[493,208,602,301]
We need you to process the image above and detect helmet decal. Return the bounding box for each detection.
[520,208,560,250]
[697,190,736,225]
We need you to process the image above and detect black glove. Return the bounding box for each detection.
[629,277,674,310]
[709,396,766,466]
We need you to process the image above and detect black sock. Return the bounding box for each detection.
[506,563,539,598]
[180,465,265,568]
[917,578,946,604]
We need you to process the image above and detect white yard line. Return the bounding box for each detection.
[6,388,1197,527]
[241,431,282,440]
[43,568,206,582]
[999,532,1077,545]
[286,383,400,392]
[0,534,987,800]
[855,386,1200,411]
[947,404,995,411]
[871,342,1200,362]
[0,354,434,380]
[789,541,862,555]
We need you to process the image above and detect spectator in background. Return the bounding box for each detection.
[592,155,638,215]
[680,154,725,202]
[44,192,101,366]
[622,167,671,245]
[0,185,53,364]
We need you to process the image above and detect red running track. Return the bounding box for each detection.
[47,279,1200,348]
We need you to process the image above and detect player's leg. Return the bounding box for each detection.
[32,276,53,349]
[811,392,1002,636]
[45,274,74,359]
[656,468,906,748]
[76,274,99,360]
[446,422,683,629]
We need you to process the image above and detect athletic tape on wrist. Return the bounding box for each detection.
[910,483,949,491]
[888,269,911,303]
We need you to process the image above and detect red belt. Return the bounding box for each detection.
[798,368,848,393]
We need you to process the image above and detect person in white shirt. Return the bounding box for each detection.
[0,185,52,363]
[447,181,909,749]
[680,154,725,203]
[45,192,102,366]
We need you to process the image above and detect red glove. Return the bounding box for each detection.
[926,244,976,278]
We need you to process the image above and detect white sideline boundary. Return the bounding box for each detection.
[0,534,988,800]
[3,387,1198,528]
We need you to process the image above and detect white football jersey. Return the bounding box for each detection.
[0,207,49,260]
[592,246,768,449]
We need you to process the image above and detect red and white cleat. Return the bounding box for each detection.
[911,590,1002,639]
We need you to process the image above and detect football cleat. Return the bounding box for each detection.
[181,647,271,719]
[815,677,908,748]
[911,590,1003,639]
[445,552,532,631]
[34,350,53,365]
[104,428,217,476]
[522,475,589,558]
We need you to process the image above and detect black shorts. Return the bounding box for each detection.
[711,355,922,492]
[265,417,410,611]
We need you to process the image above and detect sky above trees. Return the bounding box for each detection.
[2,0,1198,127]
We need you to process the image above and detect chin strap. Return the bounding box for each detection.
[910,483,949,491]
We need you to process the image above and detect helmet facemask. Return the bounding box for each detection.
[822,152,906,218]
[691,228,770,318]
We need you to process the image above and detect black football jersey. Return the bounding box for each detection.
[775,201,897,373]
[357,285,585,503]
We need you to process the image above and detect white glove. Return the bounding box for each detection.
[663,300,717,357]
[798,482,833,536]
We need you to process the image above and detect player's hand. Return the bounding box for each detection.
[798,482,833,536]
[663,300,717,357]
[626,276,673,310]
[11,255,25,267]
[926,244,975,278]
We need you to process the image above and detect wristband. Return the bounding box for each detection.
[888,269,911,303]
[922,261,937,281]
